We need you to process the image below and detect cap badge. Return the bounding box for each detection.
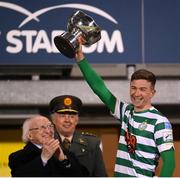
[64,97,72,106]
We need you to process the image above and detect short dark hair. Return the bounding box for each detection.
[131,69,156,88]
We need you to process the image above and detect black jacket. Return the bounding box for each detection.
[8,142,89,177]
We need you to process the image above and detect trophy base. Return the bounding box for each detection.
[54,36,75,58]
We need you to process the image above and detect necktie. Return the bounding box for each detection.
[62,138,71,151]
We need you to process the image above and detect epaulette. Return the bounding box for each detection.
[81,132,97,137]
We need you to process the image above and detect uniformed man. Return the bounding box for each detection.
[49,95,107,177]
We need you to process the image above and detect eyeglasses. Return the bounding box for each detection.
[29,123,54,131]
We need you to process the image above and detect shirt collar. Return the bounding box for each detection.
[60,134,73,142]
[33,143,42,149]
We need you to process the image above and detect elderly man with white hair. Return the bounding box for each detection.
[8,115,89,177]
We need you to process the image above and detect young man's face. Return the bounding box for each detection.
[130,79,156,111]
[52,112,79,137]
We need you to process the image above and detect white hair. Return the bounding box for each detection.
[21,115,49,143]
[22,117,33,143]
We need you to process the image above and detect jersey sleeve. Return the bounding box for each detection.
[154,117,174,153]
[111,99,130,123]
[78,58,116,112]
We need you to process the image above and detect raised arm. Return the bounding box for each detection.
[75,44,116,113]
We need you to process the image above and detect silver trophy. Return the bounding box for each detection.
[54,10,101,58]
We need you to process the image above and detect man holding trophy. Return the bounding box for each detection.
[54,10,175,177]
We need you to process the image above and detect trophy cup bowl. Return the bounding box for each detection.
[54,10,101,58]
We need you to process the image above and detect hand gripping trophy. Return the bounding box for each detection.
[54,10,101,58]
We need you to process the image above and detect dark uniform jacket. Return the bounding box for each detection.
[67,131,107,177]
[8,142,89,177]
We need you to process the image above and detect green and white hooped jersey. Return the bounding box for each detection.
[112,99,174,177]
